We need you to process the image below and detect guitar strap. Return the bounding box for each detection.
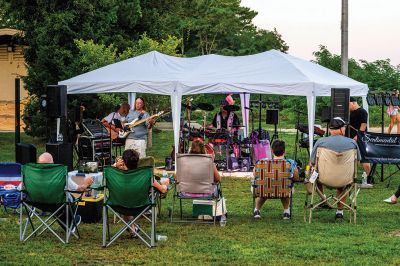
[138,112,144,120]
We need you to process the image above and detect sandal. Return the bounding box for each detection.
[129,226,139,238]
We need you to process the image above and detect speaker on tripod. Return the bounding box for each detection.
[266,109,279,141]
[44,85,67,118]
[266,109,279,125]
[330,88,350,123]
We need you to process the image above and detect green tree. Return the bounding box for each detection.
[313,45,400,92]
[2,0,289,137]
[73,35,182,115]
[136,0,288,56]
[2,0,142,137]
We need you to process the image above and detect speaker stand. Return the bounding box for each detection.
[271,123,279,142]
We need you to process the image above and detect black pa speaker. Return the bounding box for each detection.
[47,85,67,118]
[46,142,73,171]
[321,106,331,123]
[266,109,279,125]
[16,143,37,164]
[330,88,350,123]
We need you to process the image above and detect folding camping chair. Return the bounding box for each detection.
[0,163,22,213]
[102,166,157,248]
[170,154,224,224]
[139,156,172,217]
[252,159,294,219]
[19,163,82,243]
[304,148,360,223]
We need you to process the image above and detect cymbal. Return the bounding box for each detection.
[223,105,240,112]
[182,103,197,110]
[197,102,214,111]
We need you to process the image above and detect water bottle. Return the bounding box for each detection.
[162,170,168,178]
[220,215,227,227]
[156,234,168,241]
[362,172,368,184]
[161,170,169,185]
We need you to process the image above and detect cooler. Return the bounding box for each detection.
[77,195,104,223]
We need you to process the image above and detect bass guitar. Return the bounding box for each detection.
[118,111,166,139]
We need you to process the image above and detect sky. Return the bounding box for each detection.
[241,0,400,66]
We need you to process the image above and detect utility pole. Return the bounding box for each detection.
[341,0,349,76]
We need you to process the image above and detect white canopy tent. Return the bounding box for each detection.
[59,50,369,157]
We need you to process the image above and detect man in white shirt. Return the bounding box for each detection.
[101,103,130,139]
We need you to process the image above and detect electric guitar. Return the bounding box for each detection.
[118,111,166,139]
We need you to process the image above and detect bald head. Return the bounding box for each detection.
[38,152,54,164]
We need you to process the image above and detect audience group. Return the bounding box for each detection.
[18,96,400,236]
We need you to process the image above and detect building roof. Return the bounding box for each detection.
[0,28,23,45]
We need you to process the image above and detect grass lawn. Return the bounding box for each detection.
[1,131,400,265]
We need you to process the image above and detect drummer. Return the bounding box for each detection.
[209,97,240,133]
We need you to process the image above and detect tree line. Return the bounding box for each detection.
[1,0,399,137]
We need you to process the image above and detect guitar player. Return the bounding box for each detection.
[101,103,130,142]
[124,97,155,158]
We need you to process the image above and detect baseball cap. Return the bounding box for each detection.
[349,96,357,102]
[329,117,347,129]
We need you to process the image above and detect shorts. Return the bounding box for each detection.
[125,139,147,158]
[390,109,399,116]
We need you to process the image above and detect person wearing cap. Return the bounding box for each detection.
[209,98,240,132]
[348,97,372,187]
[309,117,361,219]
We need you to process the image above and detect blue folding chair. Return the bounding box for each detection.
[0,163,22,186]
[0,163,22,213]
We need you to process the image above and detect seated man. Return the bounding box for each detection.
[38,152,93,192]
[253,140,298,220]
[309,117,361,219]
[35,152,93,231]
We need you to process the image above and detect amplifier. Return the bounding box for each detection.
[78,136,111,163]
[46,142,73,171]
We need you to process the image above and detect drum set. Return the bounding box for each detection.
[178,100,248,171]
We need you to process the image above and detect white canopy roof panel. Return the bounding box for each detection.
[59,50,368,97]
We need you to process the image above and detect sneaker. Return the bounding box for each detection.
[359,183,373,189]
[253,210,261,219]
[282,212,291,220]
[71,215,81,234]
[383,195,398,204]
[335,212,344,219]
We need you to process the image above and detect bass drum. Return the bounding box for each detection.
[205,143,215,156]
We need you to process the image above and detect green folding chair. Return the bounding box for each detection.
[103,166,157,248]
[20,163,81,243]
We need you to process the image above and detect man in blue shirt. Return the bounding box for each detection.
[310,117,361,219]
